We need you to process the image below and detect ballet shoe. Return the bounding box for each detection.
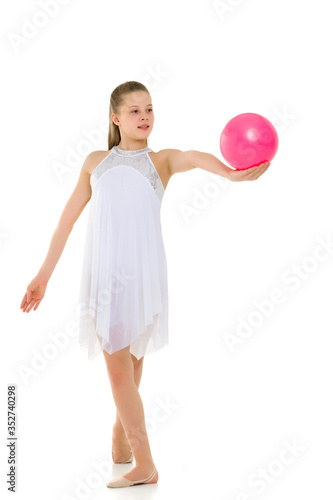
[112,449,134,464]
[106,467,157,488]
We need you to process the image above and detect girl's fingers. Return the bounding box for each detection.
[21,294,30,310]
[20,295,26,308]
[30,300,37,312]
[25,300,35,313]
[34,301,41,311]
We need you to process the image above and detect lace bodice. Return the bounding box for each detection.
[90,145,165,203]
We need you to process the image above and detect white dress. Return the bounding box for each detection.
[78,145,168,361]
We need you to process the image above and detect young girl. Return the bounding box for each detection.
[20,80,270,488]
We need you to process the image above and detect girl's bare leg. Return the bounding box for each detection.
[114,352,144,434]
[103,346,158,482]
[112,353,144,461]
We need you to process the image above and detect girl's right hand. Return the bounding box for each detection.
[20,276,48,313]
[228,161,271,182]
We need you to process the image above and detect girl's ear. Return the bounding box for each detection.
[111,113,119,125]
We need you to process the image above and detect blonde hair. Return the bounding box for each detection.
[108,81,151,150]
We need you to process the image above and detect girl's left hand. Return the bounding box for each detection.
[228,161,271,182]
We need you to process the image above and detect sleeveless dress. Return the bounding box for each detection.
[77,145,168,361]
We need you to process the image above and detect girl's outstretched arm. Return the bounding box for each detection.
[20,152,98,313]
[166,149,270,181]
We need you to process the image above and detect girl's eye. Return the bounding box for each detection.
[132,109,153,113]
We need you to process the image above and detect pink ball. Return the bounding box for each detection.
[220,113,279,170]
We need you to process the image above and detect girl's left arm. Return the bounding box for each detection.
[189,150,271,182]
[166,149,270,182]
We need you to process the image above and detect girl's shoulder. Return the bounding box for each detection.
[85,150,112,175]
[149,148,176,172]
[148,150,173,190]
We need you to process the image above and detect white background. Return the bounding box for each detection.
[1,0,333,498]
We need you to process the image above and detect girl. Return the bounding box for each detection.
[20,80,270,488]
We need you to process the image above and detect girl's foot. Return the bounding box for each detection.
[123,464,158,484]
[112,423,132,463]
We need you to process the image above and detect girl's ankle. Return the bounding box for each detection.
[113,423,127,438]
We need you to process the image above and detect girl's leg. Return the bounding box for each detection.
[114,353,144,435]
[112,354,144,461]
[103,346,157,481]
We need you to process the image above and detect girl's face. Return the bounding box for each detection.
[113,91,154,140]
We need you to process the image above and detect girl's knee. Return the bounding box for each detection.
[103,347,133,383]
